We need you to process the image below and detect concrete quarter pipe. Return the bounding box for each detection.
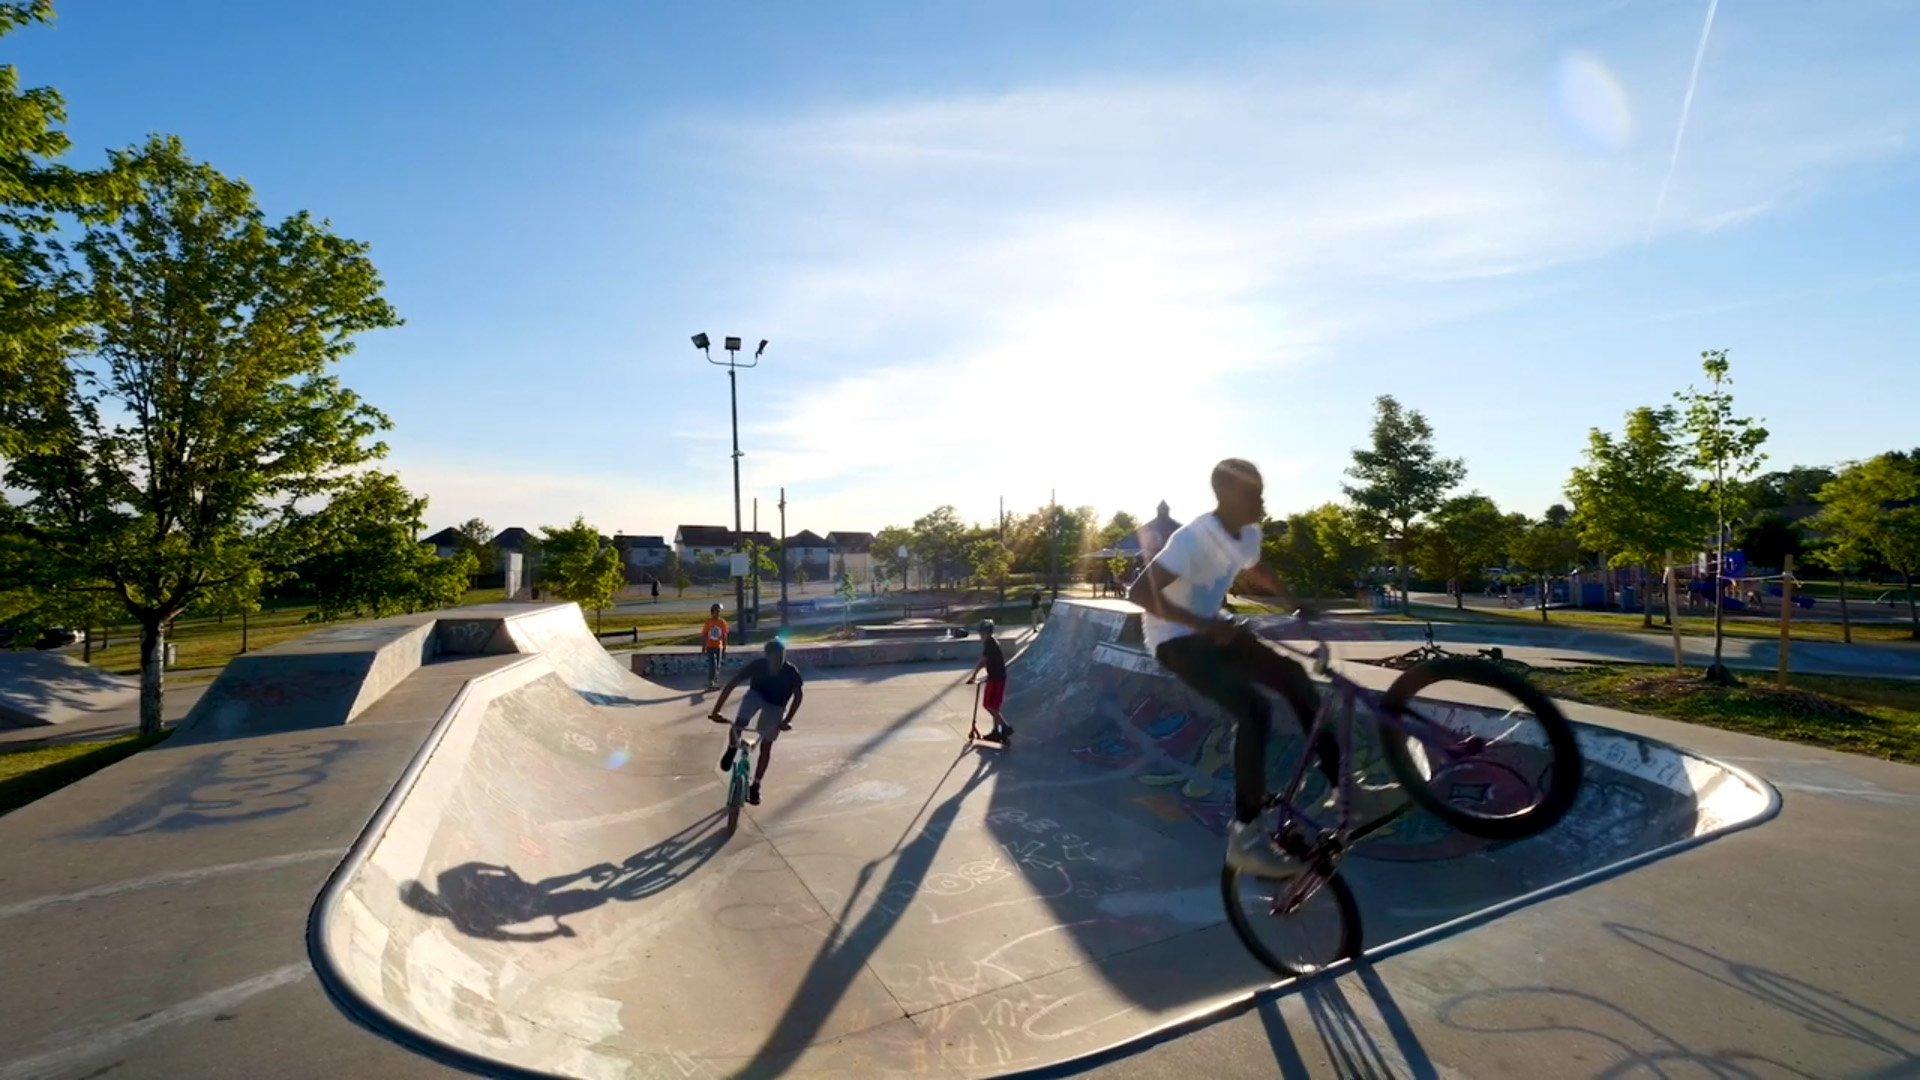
[309,601,1777,1079]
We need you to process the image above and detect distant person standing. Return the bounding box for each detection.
[1030,588,1045,628]
[965,620,1014,743]
[700,603,729,690]
[650,579,660,602]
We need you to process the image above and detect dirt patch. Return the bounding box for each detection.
[1609,673,1870,721]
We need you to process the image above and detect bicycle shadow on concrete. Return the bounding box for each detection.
[733,746,1004,1076]
[398,809,729,943]
[1431,924,1915,1079]
[1254,963,1440,1080]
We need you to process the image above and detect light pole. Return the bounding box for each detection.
[694,333,767,644]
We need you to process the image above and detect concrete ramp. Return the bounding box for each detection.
[310,599,1777,1079]
[179,602,652,741]
[0,651,138,728]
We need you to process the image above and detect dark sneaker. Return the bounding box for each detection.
[1312,733,1342,786]
[719,746,736,772]
[747,782,762,805]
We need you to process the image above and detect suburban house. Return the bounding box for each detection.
[421,527,463,558]
[1115,501,1183,566]
[673,525,778,575]
[827,531,875,584]
[491,527,536,555]
[782,530,834,578]
[613,534,671,571]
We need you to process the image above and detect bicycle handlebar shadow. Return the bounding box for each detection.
[398,809,729,942]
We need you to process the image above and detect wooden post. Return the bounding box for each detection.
[1665,550,1684,675]
[1777,554,1796,688]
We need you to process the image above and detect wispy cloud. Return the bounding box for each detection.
[1647,0,1722,243]
[652,11,1914,529]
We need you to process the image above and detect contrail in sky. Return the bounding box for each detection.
[1647,0,1722,244]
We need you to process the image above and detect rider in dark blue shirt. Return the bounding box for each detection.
[709,639,805,805]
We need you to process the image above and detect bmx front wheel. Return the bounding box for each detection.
[1221,864,1361,978]
[726,777,744,833]
[1378,657,1583,842]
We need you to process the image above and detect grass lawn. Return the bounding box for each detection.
[1403,601,1919,645]
[0,731,172,816]
[1529,664,1920,763]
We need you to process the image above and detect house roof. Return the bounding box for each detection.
[1113,501,1182,555]
[614,534,668,548]
[675,525,777,549]
[422,526,462,547]
[492,526,534,550]
[827,531,874,553]
[788,529,831,548]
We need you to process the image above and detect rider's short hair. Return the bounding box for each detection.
[763,638,786,653]
[1212,458,1262,498]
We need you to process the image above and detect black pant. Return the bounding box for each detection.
[1156,628,1321,824]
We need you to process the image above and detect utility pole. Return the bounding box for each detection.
[779,487,790,629]
[1048,488,1059,600]
[998,494,1007,613]
[751,497,760,632]
[694,334,767,645]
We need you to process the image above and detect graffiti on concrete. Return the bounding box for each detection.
[77,740,354,837]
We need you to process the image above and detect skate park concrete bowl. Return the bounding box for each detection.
[307,599,1777,1079]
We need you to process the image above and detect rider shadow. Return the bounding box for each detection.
[742,747,1004,1072]
[1255,964,1440,1080]
[399,810,729,942]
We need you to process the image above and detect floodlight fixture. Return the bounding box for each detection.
[691,332,710,351]
[724,336,742,352]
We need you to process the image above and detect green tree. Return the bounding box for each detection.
[968,536,1013,592]
[2,136,401,733]
[1511,516,1579,623]
[1266,503,1375,599]
[1815,455,1920,640]
[874,525,914,586]
[695,550,717,585]
[1342,394,1466,613]
[835,569,857,633]
[1676,350,1770,682]
[0,2,129,460]
[192,563,269,654]
[1410,494,1514,610]
[539,516,626,632]
[454,518,497,578]
[294,472,470,621]
[910,506,969,589]
[1097,511,1141,551]
[1733,511,1804,573]
[1565,405,1709,627]
[671,557,691,598]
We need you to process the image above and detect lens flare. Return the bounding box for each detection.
[605,748,631,770]
[1554,52,1632,152]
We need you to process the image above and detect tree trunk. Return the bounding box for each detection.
[138,617,166,736]
[1539,574,1550,623]
[1707,535,1732,684]
[241,608,250,654]
[83,621,93,662]
[1397,534,1411,615]
[1641,563,1655,629]
[1838,572,1853,645]
[1904,570,1919,640]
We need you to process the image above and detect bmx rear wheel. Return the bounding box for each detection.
[1221,864,1361,978]
[1378,657,1582,842]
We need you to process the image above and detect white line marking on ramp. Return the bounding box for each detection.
[0,848,342,920]
[0,963,310,1080]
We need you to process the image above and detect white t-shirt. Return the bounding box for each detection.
[1140,512,1264,653]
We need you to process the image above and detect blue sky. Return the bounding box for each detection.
[13,0,1919,539]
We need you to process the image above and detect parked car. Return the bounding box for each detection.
[34,627,79,650]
